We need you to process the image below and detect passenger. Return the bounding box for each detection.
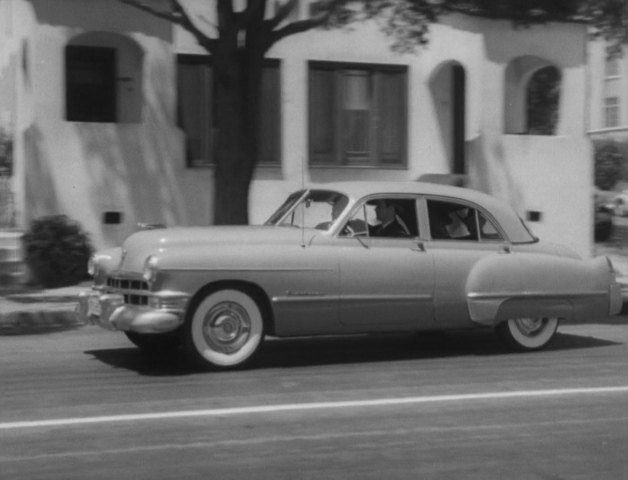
[429,205,452,240]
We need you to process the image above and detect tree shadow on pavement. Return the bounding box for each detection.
[83,329,622,375]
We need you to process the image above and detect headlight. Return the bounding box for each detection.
[142,255,159,283]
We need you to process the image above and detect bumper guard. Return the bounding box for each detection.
[76,289,189,333]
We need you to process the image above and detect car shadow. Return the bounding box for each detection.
[85,347,195,376]
[84,328,622,376]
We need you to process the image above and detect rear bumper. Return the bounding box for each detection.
[76,289,189,333]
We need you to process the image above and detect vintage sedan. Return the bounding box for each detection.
[77,182,623,369]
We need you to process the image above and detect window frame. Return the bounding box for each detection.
[422,196,506,243]
[308,60,408,168]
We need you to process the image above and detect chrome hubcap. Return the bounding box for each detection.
[202,301,251,354]
[513,318,545,337]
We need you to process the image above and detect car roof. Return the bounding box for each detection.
[305,181,536,243]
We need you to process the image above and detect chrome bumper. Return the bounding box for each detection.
[76,289,189,333]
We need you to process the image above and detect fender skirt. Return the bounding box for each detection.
[465,254,620,326]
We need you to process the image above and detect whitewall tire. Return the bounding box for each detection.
[184,288,265,369]
[495,317,559,351]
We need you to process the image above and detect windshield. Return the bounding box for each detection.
[265,190,349,230]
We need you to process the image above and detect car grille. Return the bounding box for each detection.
[106,277,149,306]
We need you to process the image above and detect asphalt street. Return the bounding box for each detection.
[1,323,627,479]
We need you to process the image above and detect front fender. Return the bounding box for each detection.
[466,253,616,326]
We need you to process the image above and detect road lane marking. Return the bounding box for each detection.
[2,385,628,430]
[4,415,628,463]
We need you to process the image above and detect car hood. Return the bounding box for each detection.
[118,226,315,272]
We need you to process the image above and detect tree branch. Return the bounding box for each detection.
[171,1,218,52]
[266,0,299,30]
[119,0,217,53]
[119,0,180,22]
[241,0,268,26]
[268,9,332,46]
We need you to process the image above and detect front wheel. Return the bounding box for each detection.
[495,317,559,351]
[184,288,265,369]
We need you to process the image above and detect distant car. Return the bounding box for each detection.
[77,182,623,369]
[614,191,628,217]
[594,195,614,242]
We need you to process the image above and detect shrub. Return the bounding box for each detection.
[23,215,93,288]
[594,142,624,191]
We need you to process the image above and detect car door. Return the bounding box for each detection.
[336,195,435,331]
[423,196,511,327]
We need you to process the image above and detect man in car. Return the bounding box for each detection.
[370,200,411,237]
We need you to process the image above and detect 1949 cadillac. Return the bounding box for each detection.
[77,182,623,369]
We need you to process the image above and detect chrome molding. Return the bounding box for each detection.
[272,293,432,304]
[467,290,609,300]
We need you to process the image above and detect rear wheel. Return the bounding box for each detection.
[183,288,265,369]
[495,317,559,351]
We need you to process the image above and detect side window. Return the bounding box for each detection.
[477,211,503,241]
[340,197,419,238]
[427,199,503,241]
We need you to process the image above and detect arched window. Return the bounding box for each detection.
[504,56,561,135]
[65,32,143,123]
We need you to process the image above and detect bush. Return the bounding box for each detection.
[594,142,624,191]
[23,215,93,288]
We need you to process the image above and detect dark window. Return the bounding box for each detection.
[66,46,117,122]
[342,197,419,238]
[309,61,407,167]
[177,55,281,167]
[526,66,561,135]
[427,199,503,241]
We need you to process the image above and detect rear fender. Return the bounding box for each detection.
[466,254,615,326]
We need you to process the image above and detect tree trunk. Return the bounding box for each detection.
[211,45,265,225]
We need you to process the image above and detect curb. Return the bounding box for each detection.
[0,285,86,335]
[0,309,83,335]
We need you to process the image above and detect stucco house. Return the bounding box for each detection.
[0,0,594,270]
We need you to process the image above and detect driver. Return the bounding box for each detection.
[369,200,410,237]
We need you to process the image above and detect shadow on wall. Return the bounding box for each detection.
[441,14,584,69]
[24,124,62,221]
[78,121,190,247]
[465,133,525,209]
[71,45,213,247]
[31,0,171,39]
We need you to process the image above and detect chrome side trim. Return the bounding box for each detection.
[272,293,432,304]
[467,291,609,300]
[168,267,336,273]
[340,294,433,302]
[273,294,340,304]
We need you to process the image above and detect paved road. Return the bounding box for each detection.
[1,323,627,479]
